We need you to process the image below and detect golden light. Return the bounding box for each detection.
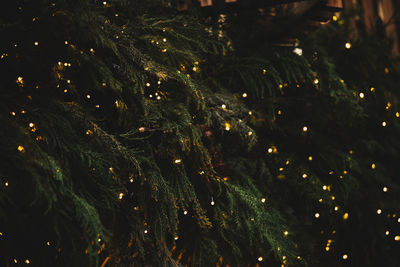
[302,173,308,179]
[395,236,400,241]
[258,257,263,262]
[343,254,348,260]
[261,198,266,203]
[371,163,376,169]
[345,42,351,49]
[343,213,349,220]
[314,78,319,85]
[242,93,247,98]
[302,126,308,132]
[225,122,231,131]
[315,213,320,218]
[283,231,289,236]
[118,193,124,200]
[382,121,387,127]
[221,104,227,109]
[359,92,364,98]
[383,187,388,192]
[334,206,339,211]
[17,145,25,152]
[377,209,382,214]
[174,159,182,164]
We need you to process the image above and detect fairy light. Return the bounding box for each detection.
[174,236,179,240]
[283,231,289,236]
[210,197,215,206]
[224,122,231,131]
[183,211,188,215]
[34,41,39,46]
[345,42,351,49]
[248,131,253,136]
[343,254,348,260]
[258,257,263,262]
[385,230,390,236]
[383,187,388,192]
[302,173,308,179]
[359,92,364,98]
[267,148,273,153]
[144,230,148,234]
[308,156,313,161]
[395,236,400,241]
[315,213,320,218]
[17,145,25,152]
[174,159,182,164]
[118,193,124,199]
[242,93,247,98]
[25,259,30,264]
[261,198,266,203]
[371,163,376,169]
[377,209,382,214]
[4,181,9,186]
[334,206,339,211]
[322,185,327,190]
[314,78,319,85]
[382,121,387,127]
[302,126,308,132]
[221,104,227,109]
[343,213,349,220]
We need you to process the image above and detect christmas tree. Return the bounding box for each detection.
[0,0,399,266]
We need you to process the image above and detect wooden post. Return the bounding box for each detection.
[361,0,376,34]
[200,0,213,6]
[378,0,399,55]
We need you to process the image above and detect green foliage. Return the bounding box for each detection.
[0,0,400,266]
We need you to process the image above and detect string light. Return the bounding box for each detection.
[34,41,39,46]
[261,198,266,203]
[382,121,387,127]
[395,236,400,241]
[314,78,319,85]
[283,231,289,236]
[258,257,263,262]
[183,211,188,215]
[242,93,247,98]
[210,197,215,206]
[144,230,148,234]
[343,213,349,220]
[334,206,339,211]
[377,209,382,214]
[315,213,320,218]
[385,230,390,236]
[342,254,348,260]
[345,42,351,49]
[302,173,308,179]
[174,236,179,240]
[383,187,388,192]
[221,104,226,109]
[17,145,25,152]
[308,156,313,161]
[118,193,124,200]
[4,181,9,186]
[25,259,30,264]
[224,122,231,131]
[371,163,376,169]
[174,159,182,164]
[359,92,364,98]
[302,126,308,132]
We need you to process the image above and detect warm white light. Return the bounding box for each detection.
[293,47,303,56]
[343,254,348,260]
[303,126,308,132]
[242,93,247,98]
[302,173,308,179]
[221,104,227,109]
[359,92,364,98]
[383,187,388,192]
[315,213,320,218]
[385,230,390,236]
[345,42,351,49]
[258,257,263,262]
[377,209,382,214]
[382,121,387,127]
[261,198,266,203]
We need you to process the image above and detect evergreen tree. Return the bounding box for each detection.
[0,0,399,266]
